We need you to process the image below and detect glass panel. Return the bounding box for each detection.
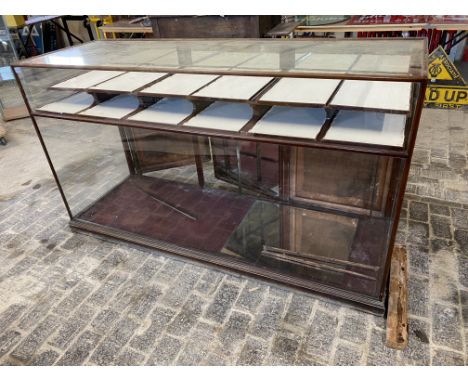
[0,16,24,117]
[33,116,405,298]
[15,67,86,110]
[14,39,427,79]
[35,117,130,216]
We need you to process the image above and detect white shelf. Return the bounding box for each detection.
[140,73,219,96]
[330,80,412,112]
[184,102,253,132]
[90,72,167,92]
[249,106,326,140]
[325,110,406,147]
[295,53,358,72]
[52,70,124,89]
[260,78,341,105]
[37,92,95,114]
[80,95,140,119]
[128,98,194,125]
[193,75,273,100]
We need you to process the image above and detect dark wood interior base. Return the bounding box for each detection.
[72,174,389,315]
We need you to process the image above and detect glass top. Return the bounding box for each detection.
[13,39,427,80]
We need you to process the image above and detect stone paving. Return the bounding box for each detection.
[0,108,467,365]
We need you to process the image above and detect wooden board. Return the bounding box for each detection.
[184,102,252,131]
[325,110,406,147]
[249,106,325,140]
[38,92,95,114]
[260,78,340,105]
[330,80,412,112]
[128,98,194,125]
[52,70,124,89]
[194,75,273,100]
[386,245,408,350]
[80,95,140,119]
[1,105,29,121]
[295,53,358,72]
[291,147,391,213]
[296,23,425,33]
[324,110,406,147]
[150,15,280,38]
[353,54,411,74]
[98,20,153,34]
[91,72,167,92]
[140,73,219,96]
[290,209,357,261]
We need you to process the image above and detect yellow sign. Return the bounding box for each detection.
[425,85,468,109]
[4,15,25,28]
[429,57,455,81]
[427,46,466,85]
[425,46,467,109]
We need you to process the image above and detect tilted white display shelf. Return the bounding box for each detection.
[38,69,412,149]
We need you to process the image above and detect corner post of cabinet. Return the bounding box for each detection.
[379,78,428,306]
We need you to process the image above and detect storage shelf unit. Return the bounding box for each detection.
[13,38,427,314]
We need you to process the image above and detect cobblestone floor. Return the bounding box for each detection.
[0,108,467,366]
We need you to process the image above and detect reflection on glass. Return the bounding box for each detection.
[17,39,426,78]
[37,126,403,299]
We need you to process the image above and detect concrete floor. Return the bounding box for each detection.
[0,108,467,365]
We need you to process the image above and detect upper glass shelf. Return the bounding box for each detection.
[13,39,427,80]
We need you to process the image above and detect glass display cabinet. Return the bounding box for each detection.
[12,38,427,314]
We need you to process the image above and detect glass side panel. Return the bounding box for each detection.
[35,117,130,216]
[0,16,24,115]
[35,115,406,299]
[14,39,427,79]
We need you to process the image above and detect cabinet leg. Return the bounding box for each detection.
[192,136,205,188]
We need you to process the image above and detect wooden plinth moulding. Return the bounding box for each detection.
[386,245,408,350]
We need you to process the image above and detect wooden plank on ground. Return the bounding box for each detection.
[386,245,408,350]
[2,105,28,121]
